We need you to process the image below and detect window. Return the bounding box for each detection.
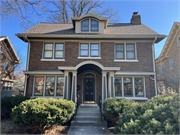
[33,76,64,97]
[80,44,89,57]
[80,43,100,57]
[159,65,162,74]
[91,44,99,57]
[115,43,124,59]
[134,77,144,97]
[34,77,44,96]
[114,77,145,98]
[44,43,53,59]
[3,62,7,71]
[55,43,64,59]
[114,77,122,96]
[170,59,174,70]
[43,43,64,60]
[81,19,89,31]
[91,19,98,31]
[124,77,133,97]
[56,77,64,96]
[81,19,99,32]
[115,43,136,60]
[178,37,180,46]
[45,77,55,96]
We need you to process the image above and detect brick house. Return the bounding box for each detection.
[16,13,166,104]
[0,36,20,97]
[156,22,180,94]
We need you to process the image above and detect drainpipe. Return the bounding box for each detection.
[24,35,31,96]
[152,36,158,96]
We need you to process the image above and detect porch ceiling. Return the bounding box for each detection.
[77,64,102,75]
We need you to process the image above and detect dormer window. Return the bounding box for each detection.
[81,19,99,32]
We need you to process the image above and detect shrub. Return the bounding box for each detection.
[103,97,138,117]
[114,94,180,134]
[11,98,75,127]
[1,96,30,119]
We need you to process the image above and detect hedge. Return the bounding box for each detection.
[1,96,30,119]
[114,94,180,134]
[11,98,75,127]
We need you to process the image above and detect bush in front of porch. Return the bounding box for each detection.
[11,98,75,127]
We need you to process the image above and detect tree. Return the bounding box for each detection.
[43,0,119,23]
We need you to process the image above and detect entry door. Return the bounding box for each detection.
[84,78,95,102]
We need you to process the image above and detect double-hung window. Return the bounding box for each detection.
[55,43,64,59]
[80,43,100,57]
[114,77,145,98]
[44,43,53,59]
[115,43,136,61]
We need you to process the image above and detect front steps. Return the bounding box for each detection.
[71,104,107,126]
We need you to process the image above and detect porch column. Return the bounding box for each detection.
[63,71,70,100]
[108,72,115,97]
[102,71,107,103]
[71,71,77,103]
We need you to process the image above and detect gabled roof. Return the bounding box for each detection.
[156,22,180,63]
[0,36,21,64]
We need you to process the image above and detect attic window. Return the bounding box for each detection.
[81,19,99,32]
[91,20,98,31]
[81,19,89,31]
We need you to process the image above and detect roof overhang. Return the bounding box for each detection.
[16,33,166,43]
[23,71,64,75]
[0,36,21,64]
[71,14,109,29]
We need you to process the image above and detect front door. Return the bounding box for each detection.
[83,78,95,103]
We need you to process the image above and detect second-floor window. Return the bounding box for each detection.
[170,59,174,70]
[115,43,136,60]
[80,43,99,57]
[43,43,64,59]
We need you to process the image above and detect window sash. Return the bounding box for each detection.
[123,77,133,97]
[44,43,53,59]
[81,20,89,31]
[90,44,99,57]
[56,77,64,96]
[80,44,89,57]
[134,77,144,97]
[91,20,99,31]
[34,77,44,96]
[45,77,55,96]
[116,44,124,60]
[114,77,122,96]
[126,44,135,60]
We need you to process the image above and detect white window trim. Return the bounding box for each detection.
[81,18,99,32]
[114,43,138,62]
[78,43,101,58]
[114,76,146,99]
[41,42,65,61]
[32,75,64,98]
[169,59,174,70]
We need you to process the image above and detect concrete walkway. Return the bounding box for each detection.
[67,126,111,135]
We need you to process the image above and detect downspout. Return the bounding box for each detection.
[24,35,31,96]
[152,36,157,96]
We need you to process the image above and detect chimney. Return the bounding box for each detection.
[131,12,141,24]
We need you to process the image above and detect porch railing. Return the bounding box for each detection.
[99,95,102,121]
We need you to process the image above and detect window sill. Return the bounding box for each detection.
[31,96,63,98]
[41,59,65,61]
[78,57,101,59]
[115,97,148,100]
[114,60,138,62]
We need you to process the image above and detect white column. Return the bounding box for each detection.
[71,71,77,103]
[102,71,107,103]
[109,72,115,98]
[63,71,70,99]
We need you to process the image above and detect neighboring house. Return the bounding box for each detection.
[16,13,166,104]
[156,22,180,95]
[13,73,25,96]
[0,36,21,97]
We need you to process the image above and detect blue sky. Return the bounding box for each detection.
[1,0,180,69]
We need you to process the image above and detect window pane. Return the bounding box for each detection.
[116,44,124,51]
[135,77,144,97]
[45,77,55,96]
[116,52,124,59]
[126,44,135,51]
[55,51,63,58]
[35,77,44,85]
[126,52,135,59]
[124,77,133,97]
[81,20,89,31]
[56,44,63,50]
[91,50,99,56]
[81,50,88,56]
[91,20,98,31]
[114,77,122,96]
[35,86,43,95]
[44,51,53,58]
[45,44,53,50]
[81,44,88,49]
[91,44,99,49]
[34,77,44,96]
[57,77,64,96]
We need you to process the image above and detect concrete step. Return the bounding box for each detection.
[76,112,101,116]
[80,104,98,108]
[75,116,102,121]
[71,120,107,126]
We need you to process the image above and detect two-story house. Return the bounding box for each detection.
[156,22,180,95]
[16,13,166,104]
[0,36,20,97]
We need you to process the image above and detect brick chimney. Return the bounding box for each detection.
[131,12,141,24]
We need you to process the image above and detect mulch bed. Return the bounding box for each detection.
[1,118,72,134]
[104,115,118,134]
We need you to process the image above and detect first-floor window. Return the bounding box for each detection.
[114,77,122,96]
[34,77,44,96]
[114,77,145,97]
[45,77,55,96]
[124,77,133,97]
[56,77,64,96]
